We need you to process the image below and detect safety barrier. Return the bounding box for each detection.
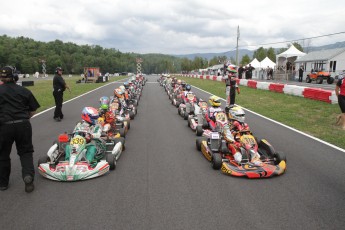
[269,83,285,93]
[177,74,338,104]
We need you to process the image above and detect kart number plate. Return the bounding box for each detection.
[70,137,85,145]
[211,133,220,139]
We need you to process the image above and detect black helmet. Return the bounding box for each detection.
[185,84,191,91]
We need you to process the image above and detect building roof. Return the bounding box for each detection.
[295,47,345,62]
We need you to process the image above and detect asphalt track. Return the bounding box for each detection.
[1,75,344,230]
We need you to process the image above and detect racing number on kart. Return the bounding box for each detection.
[70,137,85,145]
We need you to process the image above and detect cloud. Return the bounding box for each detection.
[0,0,345,54]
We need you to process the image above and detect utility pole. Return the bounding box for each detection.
[236,25,240,66]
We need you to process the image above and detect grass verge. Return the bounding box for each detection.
[24,75,127,112]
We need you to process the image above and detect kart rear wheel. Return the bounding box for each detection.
[129,111,135,120]
[187,117,191,127]
[274,151,286,165]
[119,128,126,138]
[212,153,222,170]
[184,112,188,120]
[196,125,203,136]
[306,76,311,83]
[106,153,116,170]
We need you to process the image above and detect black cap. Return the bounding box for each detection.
[0,66,14,78]
[56,67,63,71]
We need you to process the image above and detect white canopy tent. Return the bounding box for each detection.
[276,44,306,67]
[260,57,276,68]
[249,58,261,68]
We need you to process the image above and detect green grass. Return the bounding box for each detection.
[176,76,345,150]
[24,75,127,112]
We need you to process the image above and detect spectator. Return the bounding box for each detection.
[298,65,304,82]
[335,74,345,129]
[245,64,255,79]
[237,64,244,79]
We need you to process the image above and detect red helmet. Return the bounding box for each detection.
[81,107,99,125]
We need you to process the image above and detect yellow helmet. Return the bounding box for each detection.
[209,95,221,107]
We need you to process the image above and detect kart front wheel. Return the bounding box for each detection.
[196,137,205,151]
[212,153,222,170]
[274,151,286,165]
[106,153,116,170]
[38,156,49,167]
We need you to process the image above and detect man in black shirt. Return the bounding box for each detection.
[53,67,70,122]
[237,64,244,79]
[245,64,255,79]
[0,66,40,193]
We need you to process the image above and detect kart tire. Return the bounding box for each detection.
[129,111,135,120]
[212,153,222,170]
[306,76,311,83]
[196,125,203,136]
[38,156,49,167]
[106,153,116,170]
[196,137,206,151]
[113,137,126,151]
[202,119,209,129]
[178,108,181,115]
[187,117,191,127]
[184,112,188,120]
[126,120,131,130]
[274,151,286,165]
[119,128,126,138]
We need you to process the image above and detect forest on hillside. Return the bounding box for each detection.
[0,35,304,74]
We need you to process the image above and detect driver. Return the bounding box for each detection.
[65,107,100,164]
[204,95,224,131]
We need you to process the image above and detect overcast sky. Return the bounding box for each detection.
[1,0,345,54]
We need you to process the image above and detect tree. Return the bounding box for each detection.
[241,55,251,65]
[253,47,266,61]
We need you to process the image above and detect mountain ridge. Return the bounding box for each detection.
[173,41,345,60]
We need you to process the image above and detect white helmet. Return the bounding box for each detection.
[229,105,245,123]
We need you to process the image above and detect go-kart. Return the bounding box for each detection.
[187,100,209,131]
[38,126,125,181]
[178,92,198,120]
[196,124,286,178]
[195,111,228,137]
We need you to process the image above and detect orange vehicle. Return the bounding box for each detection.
[306,70,334,84]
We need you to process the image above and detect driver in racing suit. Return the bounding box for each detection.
[65,107,101,164]
[204,95,224,131]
